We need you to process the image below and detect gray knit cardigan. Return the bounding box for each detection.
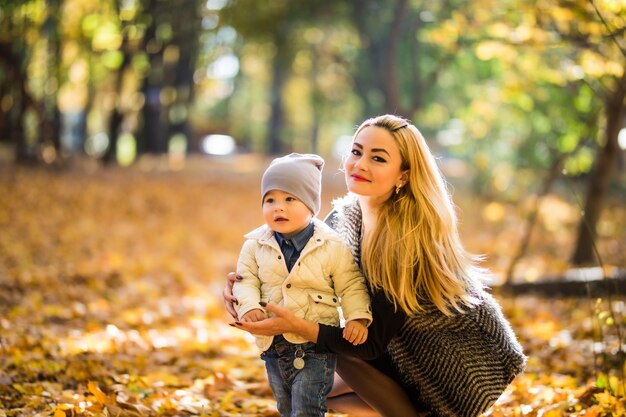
[329,197,527,417]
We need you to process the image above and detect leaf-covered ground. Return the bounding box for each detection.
[0,157,624,417]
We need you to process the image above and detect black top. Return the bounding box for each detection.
[316,209,404,360]
[315,288,405,360]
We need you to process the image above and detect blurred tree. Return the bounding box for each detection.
[138,0,201,155]
[0,2,32,161]
[347,0,420,118]
[564,2,625,265]
[138,0,165,154]
[422,0,624,269]
[41,0,63,160]
[220,0,344,154]
[0,0,58,163]
[167,0,201,155]
[103,0,135,164]
[527,0,625,265]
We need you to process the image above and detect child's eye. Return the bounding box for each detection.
[286,196,297,202]
[264,198,274,204]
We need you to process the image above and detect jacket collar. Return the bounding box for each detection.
[274,222,314,252]
[244,217,342,244]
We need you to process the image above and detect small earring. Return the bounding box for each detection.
[395,184,402,195]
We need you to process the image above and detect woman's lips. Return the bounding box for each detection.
[350,174,370,182]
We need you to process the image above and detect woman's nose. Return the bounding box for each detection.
[354,157,367,170]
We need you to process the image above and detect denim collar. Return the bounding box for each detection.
[274,221,314,252]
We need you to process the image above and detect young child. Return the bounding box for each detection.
[233,153,372,417]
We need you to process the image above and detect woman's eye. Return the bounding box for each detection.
[351,149,361,156]
[373,156,387,163]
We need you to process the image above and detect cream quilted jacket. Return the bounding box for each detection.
[234,218,372,351]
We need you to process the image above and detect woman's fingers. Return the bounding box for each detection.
[223,271,242,318]
[259,301,278,314]
[230,319,276,336]
[229,303,295,336]
[222,286,237,302]
[260,302,295,321]
[223,293,238,318]
[227,271,240,284]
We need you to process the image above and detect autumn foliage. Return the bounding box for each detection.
[0,158,624,417]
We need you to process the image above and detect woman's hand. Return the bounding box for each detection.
[230,302,320,342]
[223,272,241,318]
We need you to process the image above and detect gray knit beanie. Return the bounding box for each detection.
[261,153,325,215]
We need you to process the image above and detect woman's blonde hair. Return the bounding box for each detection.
[357,114,485,316]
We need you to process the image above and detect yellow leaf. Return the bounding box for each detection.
[581,405,604,417]
[87,380,109,404]
[53,404,74,417]
[608,376,624,396]
[594,390,616,408]
[146,370,182,387]
[542,409,562,417]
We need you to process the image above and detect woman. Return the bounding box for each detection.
[225,114,526,417]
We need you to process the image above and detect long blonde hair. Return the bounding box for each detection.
[357,115,485,316]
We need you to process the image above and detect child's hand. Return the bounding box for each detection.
[241,309,266,322]
[343,319,368,345]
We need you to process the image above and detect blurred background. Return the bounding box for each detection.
[1,1,625,415]
[1,0,625,277]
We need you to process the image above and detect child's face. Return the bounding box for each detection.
[262,190,313,238]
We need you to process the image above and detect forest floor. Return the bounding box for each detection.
[0,155,624,417]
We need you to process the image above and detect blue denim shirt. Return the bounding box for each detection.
[274,222,314,272]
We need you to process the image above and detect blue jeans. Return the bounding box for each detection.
[262,336,336,417]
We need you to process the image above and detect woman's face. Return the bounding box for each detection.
[344,126,407,202]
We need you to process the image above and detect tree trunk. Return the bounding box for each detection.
[350,0,420,119]
[167,0,201,154]
[42,0,62,159]
[500,274,626,297]
[309,44,322,154]
[267,28,290,155]
[104,108,124,164]
[351,0,386,117]
[382,0,408,115]
[571,72,626,265]
[4,44,39,164]
[138,0,166,155]
[15,72,35,164]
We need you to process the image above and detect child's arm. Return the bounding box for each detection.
[241,309,266,322]
[233,240,263,319]
[343,318,368,345]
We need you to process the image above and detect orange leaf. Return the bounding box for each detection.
[594,390,616,408]
[87,381,109,404]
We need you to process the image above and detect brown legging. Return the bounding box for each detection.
[327,355,427,417]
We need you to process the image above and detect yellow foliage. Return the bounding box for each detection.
[87,381,109,405]
[1,162,624,417]
[482,202,506,223]
[475,41,517,62]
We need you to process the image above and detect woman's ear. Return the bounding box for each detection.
[400,171,409,186]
